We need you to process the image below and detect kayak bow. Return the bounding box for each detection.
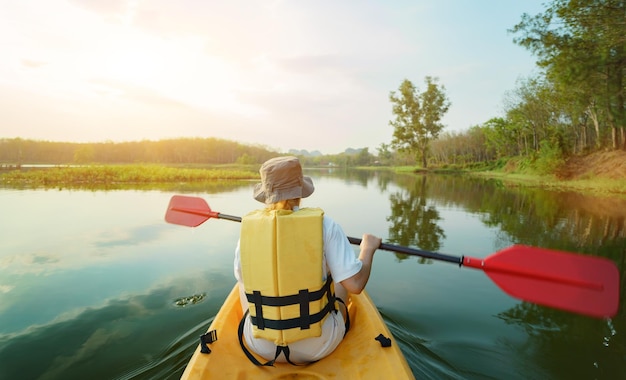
[181,285,415,379]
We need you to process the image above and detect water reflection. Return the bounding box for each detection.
[366,171,626,262]
[93,223,170,249]
[0,269,232,380]
[387,175,446,259]
[311,170,625,379]
[497,302,622,378]
[0,171,624,379]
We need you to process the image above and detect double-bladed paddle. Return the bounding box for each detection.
[165,195,620,319]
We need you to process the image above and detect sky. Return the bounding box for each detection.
[0,0,546,155]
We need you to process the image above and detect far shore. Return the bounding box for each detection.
[1,160,625,198]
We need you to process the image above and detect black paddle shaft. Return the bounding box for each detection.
[347,237,463,265]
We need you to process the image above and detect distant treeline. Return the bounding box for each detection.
[0,137,279,165]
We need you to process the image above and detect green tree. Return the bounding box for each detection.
[376,143,393,165]
[355,147,371,165]
[504,77,564,154]
[389,77,450,168]
[511,0,626,150]
[482,117,521,157]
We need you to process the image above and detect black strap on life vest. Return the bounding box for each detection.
[238,275,355,367]
[238,309,274,366]
[237,307,350,367]
[237,309,304,366]
[337,297,350,335]
[245,275,336,331]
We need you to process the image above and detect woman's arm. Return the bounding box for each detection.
[339,233,381,294]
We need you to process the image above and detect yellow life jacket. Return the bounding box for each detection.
[240,207,336,346]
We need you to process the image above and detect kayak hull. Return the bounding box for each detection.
[181,284,414,379]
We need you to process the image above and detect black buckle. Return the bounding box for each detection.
[200,330,218,354]
[375,333,391,347]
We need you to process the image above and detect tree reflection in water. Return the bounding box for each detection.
[386,175,445,262]
[378,171,625,379]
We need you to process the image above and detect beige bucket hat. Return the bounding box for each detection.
[253,156,315,203]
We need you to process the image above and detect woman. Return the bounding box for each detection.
[234,156,381,365]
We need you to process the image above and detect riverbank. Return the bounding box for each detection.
[2,151,624,197]
[470,150,626,198]
[0,164,259,190]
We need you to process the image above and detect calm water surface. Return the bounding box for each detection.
[0,169,624,379]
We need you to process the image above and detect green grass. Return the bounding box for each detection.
[385,158,626,198]
[4,162,624,197]
[0,164,259,189]
[470,170,626,198]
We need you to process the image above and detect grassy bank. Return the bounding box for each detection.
[470,152,626,197]
[3,155,624,197]
[391,151,626,198]
[0,164,259,189]
[469,170,626,197]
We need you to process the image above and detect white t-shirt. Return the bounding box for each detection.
[233,212,362,363]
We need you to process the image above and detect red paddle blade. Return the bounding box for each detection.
[464,245,619,318]
[165,195,217,227]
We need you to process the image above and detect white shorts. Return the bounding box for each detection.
[242,309,346,364]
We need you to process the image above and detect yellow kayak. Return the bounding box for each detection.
[181,284,415,379]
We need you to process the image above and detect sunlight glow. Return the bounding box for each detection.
[90,28,242,111]
[99,39,165,84]
[0,0,546,152]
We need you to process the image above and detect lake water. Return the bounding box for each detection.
[0,169,624,379]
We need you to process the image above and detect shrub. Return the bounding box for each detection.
[534,140,565,175]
